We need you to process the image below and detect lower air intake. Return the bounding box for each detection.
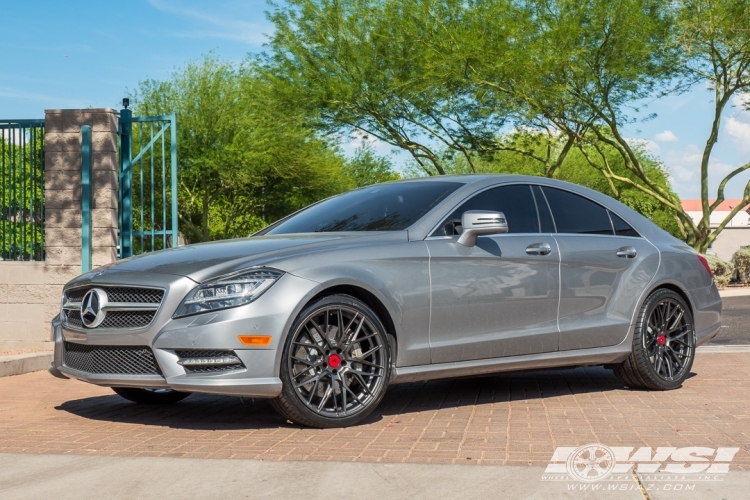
[63,342,163,376]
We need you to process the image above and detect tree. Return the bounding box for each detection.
[267,0,750,251]
[675,0,750,251]
[343,144,400,187]
[130,55,352,243]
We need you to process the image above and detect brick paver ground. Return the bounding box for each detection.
[1,352,749,468]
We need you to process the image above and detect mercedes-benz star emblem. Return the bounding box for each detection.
[80,288,108,328]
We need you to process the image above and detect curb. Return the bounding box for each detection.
[0,352,53,378]
[698,345,750,353]
[719,288,750,297]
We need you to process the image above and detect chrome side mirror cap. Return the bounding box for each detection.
[457,210,508,247]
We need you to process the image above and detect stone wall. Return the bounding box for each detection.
[0,109,119,351]
[709,227,750,262]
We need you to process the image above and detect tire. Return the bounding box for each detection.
[614,289,695,391]
[112,387,191,405]
[270,294,392,428]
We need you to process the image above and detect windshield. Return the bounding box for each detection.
[265,181,464,234]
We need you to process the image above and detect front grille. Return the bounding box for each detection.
[99,311,156,329]
[65,309,84,329]
[174,349,245,374]
[63,342,163,375]
[66,286,164,304]
[62,285,164,331]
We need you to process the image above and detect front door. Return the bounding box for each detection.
[427,184,560,363]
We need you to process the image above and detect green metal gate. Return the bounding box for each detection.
[0,120,45,261]
[118,109,178,258]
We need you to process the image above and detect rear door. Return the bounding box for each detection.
[538,186,659,350]
[426,184,560,363]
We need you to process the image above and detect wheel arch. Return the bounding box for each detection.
[643,281,696,319]
[302,284,399,358]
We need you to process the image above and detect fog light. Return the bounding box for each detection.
[177,355,242,366]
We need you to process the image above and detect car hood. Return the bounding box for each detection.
[83,232,408,284]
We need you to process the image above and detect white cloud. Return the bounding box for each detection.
[147,0,270,45]
[654,130,678,143]
[661,142,741,198]
[725,117,750,154]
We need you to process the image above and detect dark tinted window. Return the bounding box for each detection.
[266,181,463,234]
[436,184,539,236]
[609,211,640,237]
[532,185,556,233]
[542,187,613,235]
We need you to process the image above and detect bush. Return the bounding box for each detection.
[732,247,750,285]
[705,255,734,289]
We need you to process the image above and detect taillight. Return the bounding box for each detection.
[697,255,714,277]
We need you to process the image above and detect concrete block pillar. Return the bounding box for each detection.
[38,108,119,345]
[44,108,119,271]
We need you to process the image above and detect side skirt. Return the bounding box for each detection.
[391,345,631,384]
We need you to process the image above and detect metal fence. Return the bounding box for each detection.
[0,120,45,261]
[119,110,178,258]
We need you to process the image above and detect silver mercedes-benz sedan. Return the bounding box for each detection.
[50,175,722,427]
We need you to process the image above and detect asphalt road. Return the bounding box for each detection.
[710,295,750,345]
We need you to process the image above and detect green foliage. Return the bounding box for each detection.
[732,247,750,285]
[130,55,353,243]
[705,255,734,289]
[343,145,400,188]
[264,0,750,251]
[0,131,45,261]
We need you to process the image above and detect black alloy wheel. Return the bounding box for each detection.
[614,288,695,390]
[271,295,391,428]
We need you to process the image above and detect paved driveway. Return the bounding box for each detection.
[2,351,749,469]
[710,296,750,345]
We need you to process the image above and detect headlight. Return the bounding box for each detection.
[173,268,284,318]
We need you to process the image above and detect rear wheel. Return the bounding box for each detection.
[112,387,191,405]
[270,295,391,428]
[614,289,695,390]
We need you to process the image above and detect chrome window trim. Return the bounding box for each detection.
[424,181,643,239]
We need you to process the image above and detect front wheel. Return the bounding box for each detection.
[614,289,695,390]
[270,295,392,428]
[112,387,191,405]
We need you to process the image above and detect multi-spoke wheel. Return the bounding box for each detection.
[613,289,695,390]
[271,294,391,428]
[112,387,191,405]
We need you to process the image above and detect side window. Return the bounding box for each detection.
[542,187,614,235]
[609,211,640,237]
[435,184,540,236]
[531,185,556,233]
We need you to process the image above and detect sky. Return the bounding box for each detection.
[1,0,749,201]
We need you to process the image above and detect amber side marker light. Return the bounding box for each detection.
[238,335,273,346]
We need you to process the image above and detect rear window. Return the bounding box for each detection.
[542,187,613,235]
[609,211,640,237]
[266,181,463,234]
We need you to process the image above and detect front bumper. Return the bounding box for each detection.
[50,272,321,399]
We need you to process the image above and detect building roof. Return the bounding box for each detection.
[681,199,750,212]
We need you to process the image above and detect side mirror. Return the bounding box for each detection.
[457,210,508,247]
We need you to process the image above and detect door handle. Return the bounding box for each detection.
[617,246,637,259]
[525,242,552,256]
